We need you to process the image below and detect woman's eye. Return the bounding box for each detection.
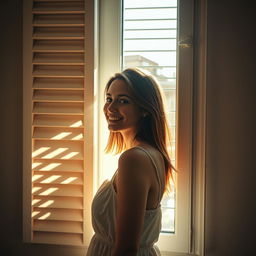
[119,99,129,104]
[106,97,112,103]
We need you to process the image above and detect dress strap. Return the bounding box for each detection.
[110,169,118,182]
[133,146,164,203]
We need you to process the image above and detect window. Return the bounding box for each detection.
[122,0,177,235]
[23,0,205,254]
[98,0,194,253]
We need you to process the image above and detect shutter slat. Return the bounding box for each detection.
[33,172,83,185]
[32,184,83,197]
[33,220,83,233]
[33,115,84,127]
[33,65,84,78]
[33,195,83,209]
[33,78,84,90]
[33,90,84,102]
[32,10,85,15]
[33,27,84,39]
[33,40,84,53]
[32,208,83,221]
[32,159,83,172]
[33,140,83,160]
[33,23,84,27]
[33,2,84,12]
[33,232,83,245]
[33,53,84,65]
[33,14,84,26]
[33,102,84,115]
[33,127,84,140]
[34,0,84,2]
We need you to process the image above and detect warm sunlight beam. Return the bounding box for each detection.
[43,148,68,159]
[61,152,79,159]
[51,132,72,140]
[32,199,41,206]
[32,187,42,194]
[61,177,78,184]
[39,187,59,196]
[32,147,50,158]
[32,211,40,218]
[32,199,54,208]
[32,174,44,182]
[41,175,61,183]
[72,134,83,140]
[41,163,61,171]
[32,162,42,169]
[38,212,51,220]
[70,120,83,127]
[32,211,51,220]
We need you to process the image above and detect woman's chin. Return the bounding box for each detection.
[108,125,121,132]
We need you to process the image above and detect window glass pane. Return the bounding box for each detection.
[124,0,177,8]
[124,29,177,39]
[125,8,177,20]
[125,20,177,29]
[122,0,177,233]
[124,52,176,66]
[124,39,176,51]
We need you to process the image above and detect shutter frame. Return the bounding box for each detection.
[23,0,95,245]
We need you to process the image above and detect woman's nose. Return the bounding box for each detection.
[105,100,117,113]
[108,101,118,113]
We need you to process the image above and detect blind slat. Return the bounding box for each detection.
[33,220,83,233]
[33,127,84,140]
[32,208,83,221]
[33,195,83,209]
[32,159,84,172]
[32,184,83,197]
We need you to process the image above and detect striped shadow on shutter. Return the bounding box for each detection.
[23,0,94,246]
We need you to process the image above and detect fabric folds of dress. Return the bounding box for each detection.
[86,146,164,256]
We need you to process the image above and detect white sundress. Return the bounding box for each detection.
[86,146,164,256]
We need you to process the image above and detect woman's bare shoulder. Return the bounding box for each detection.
[118,146,154,171]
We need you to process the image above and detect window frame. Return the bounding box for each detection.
[96,0,202,254]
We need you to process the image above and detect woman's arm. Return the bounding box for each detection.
[112,148,152,256]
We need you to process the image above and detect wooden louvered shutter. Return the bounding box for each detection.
[23,0,94,246]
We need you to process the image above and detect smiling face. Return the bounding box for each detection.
[103,79,143,139]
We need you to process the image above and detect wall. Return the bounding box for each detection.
[0,0,255,255]
[0,1,83,255]
[0,0,23,254]
[205,0,255,255]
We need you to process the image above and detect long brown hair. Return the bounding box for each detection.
[104,68,175,191]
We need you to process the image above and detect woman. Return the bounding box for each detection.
[86,68,175,256]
